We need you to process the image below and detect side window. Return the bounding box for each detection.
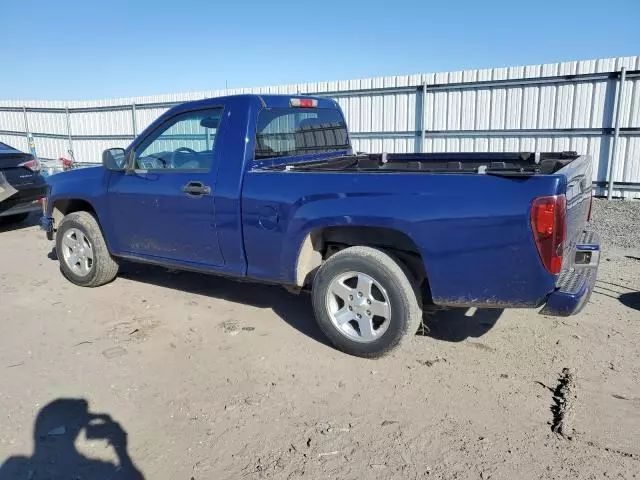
[134,108,223,171]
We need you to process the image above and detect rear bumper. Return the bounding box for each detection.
[540,230,600,316]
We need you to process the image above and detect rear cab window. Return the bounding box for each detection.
[254,107,350,160]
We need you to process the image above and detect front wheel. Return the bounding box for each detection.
[56,211,119,287]
[311,246,422,358]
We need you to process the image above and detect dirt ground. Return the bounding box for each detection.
[0,215,639,480]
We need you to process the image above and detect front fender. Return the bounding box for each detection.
[47,167,108,205]
[46,167,115,249]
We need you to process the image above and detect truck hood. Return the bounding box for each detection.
[47,165,104,188]
[46,165,106,202]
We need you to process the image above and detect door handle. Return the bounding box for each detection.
[181,181,211,197]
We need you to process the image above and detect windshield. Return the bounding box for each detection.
[254,107,350,160]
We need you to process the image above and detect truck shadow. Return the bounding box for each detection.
[419,307,504,342]
[619,292,640,311]
[118,263,503,346]
[594,280,639,310]
[0,212,41,233]
[117,262,332,348]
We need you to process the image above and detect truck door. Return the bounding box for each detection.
[107,107,224,266]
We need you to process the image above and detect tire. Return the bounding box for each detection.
[311,246,422,358]
[0,212,30,225]
[56,211,119,287]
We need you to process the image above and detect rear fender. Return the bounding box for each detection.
[286,218,424,287]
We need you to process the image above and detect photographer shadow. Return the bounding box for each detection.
[0,398,144,480]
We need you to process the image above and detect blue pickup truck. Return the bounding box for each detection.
[42,94,600,357]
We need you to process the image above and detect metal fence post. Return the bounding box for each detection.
[65,107,73,157]
[607,67,627,200]
[414,84,427,153]
[22,106,38,157]
[421,83,427,153]
[131,103,137,136]
[21,106,29,133]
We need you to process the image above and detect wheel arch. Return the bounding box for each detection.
[52,198,116,254]
[52,198,97,226]
[292,225,429,293]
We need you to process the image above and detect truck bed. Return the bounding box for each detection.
[263,151,580,177]
[245,149,594,310]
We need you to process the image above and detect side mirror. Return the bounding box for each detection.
[102,148,127,171]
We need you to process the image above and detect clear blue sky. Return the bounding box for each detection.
[2,0,638,100]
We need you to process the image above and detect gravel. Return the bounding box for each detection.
[590,198,640,250]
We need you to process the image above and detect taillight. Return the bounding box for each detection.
[530,195,566,275]
[19,158,41,172]
[290,98,317,108]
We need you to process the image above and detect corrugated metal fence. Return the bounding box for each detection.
[1,55,639,198]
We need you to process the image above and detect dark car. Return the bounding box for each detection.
[0,142,48,225]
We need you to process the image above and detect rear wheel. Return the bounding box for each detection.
[311,246,422,358]
[56,211,119,287]
[0,213,30,225]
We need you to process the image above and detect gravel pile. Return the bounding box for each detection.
[590,198,640,250]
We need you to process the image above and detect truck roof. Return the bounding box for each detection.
[168,94,339,116]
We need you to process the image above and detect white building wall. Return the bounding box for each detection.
[1,55,639,197]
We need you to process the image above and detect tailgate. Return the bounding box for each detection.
[558,154,593,251]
